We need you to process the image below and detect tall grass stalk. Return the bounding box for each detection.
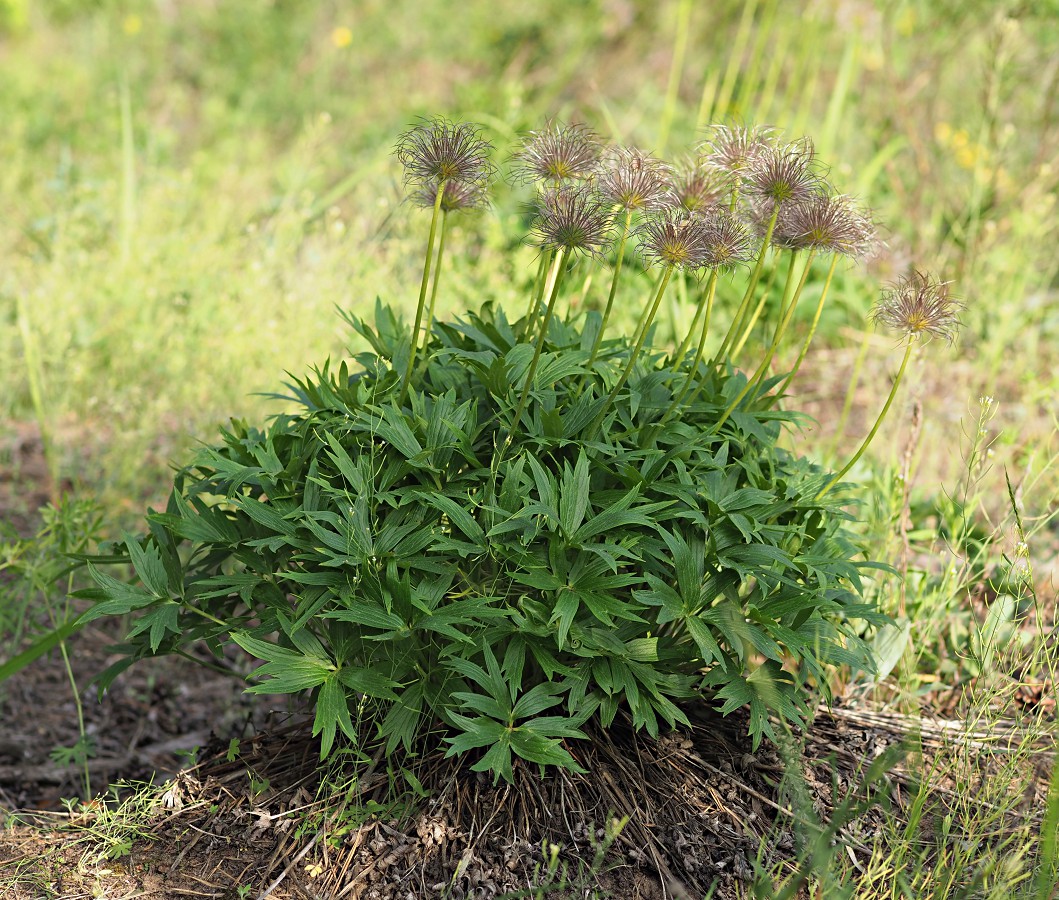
[14,292,60,503]
[656,0,692,153]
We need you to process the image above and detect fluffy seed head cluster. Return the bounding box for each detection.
[670,155,732,212]
[395,117,495,190]
[773,193,876,258]
[596,147,674,212]
[413,180,490,212]
[636,210,718,270]
[513,122,603,184]
[744,137,824,208]
[696,207,757,271]
[871,270,963,344]
[703,124,775,175]
[531,184,613,257]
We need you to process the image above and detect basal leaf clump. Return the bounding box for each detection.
[72,118,959,783]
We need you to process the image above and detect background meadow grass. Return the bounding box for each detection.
[2,0,1059,896]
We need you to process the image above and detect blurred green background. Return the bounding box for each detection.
[1,0,1057,513]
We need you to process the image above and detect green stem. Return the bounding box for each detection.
[659,271,719,424]
[419,209,450,374]
[588,208,634,370]
[712,249,815,432]
[591,266,675,434]
[816,338,914,499]
[730,248,791,362]
[521,251,552,340]
[829,323,872,460]
[402,179,447,398]
[512,249,568,431]
[713,204,780,364]
[670,271,699,370]
[776,253,840,398]
[58,640,91,799]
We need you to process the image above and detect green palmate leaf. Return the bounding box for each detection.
[232,632,334,694]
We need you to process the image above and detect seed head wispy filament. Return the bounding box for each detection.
[871,270,963,344]
[773,193,876,258]
[702,124,775,176]
[512,121,603,185]
[531,185,613,257]
[596,147,674,212]
[744,136,825,208]
[698,207,756,272]
[395,117,495,189]
[669,155,732,212]
[636,210,715,271]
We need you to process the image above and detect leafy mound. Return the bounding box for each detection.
[80,303,884,781]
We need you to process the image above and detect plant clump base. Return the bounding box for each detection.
[0,702,913,900]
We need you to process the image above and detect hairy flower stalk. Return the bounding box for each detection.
[395,118,494,396]
[512,185,612,431]
[414,182,490,367]
[817,271,962,498]
[712,249,815,433]
[588,149,673,371]
[774,194,876,396]
[589,211,714,434]
[669,207,754,367]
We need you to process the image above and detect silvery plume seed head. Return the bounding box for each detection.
[413,179,490,212]
[773,193,877,258]
[531,184,613,257]
[512,121,603,184]
[697,207,757,272]
[636,209,715,270]
[395,117,495,188]
[669,154,732,212]
[744,136,825,208]
[702,124,776,176]
[871,270,963,344]
[596,147,674,212]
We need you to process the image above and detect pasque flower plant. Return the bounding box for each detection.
[67,116,961,784]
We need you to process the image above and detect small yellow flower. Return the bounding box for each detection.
[955,145,979,170]
[331,26,353,48]
[305,862,324,879]
[934,122,952,144]
[123,14,142,36]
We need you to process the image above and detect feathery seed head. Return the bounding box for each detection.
[702,124,776,176]
[596,147,674,212]
[669,154,732,212]
[395,117,495,188]
[773,193,877,257]
[531,184,613,257]
[636,209,715,270]
[413,179,490,212]
[512,121,603,184]
[744,136,825,207]
[871,270,963,344]
[697,207,757,271]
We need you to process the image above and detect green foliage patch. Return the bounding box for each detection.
[76,299,885,782]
